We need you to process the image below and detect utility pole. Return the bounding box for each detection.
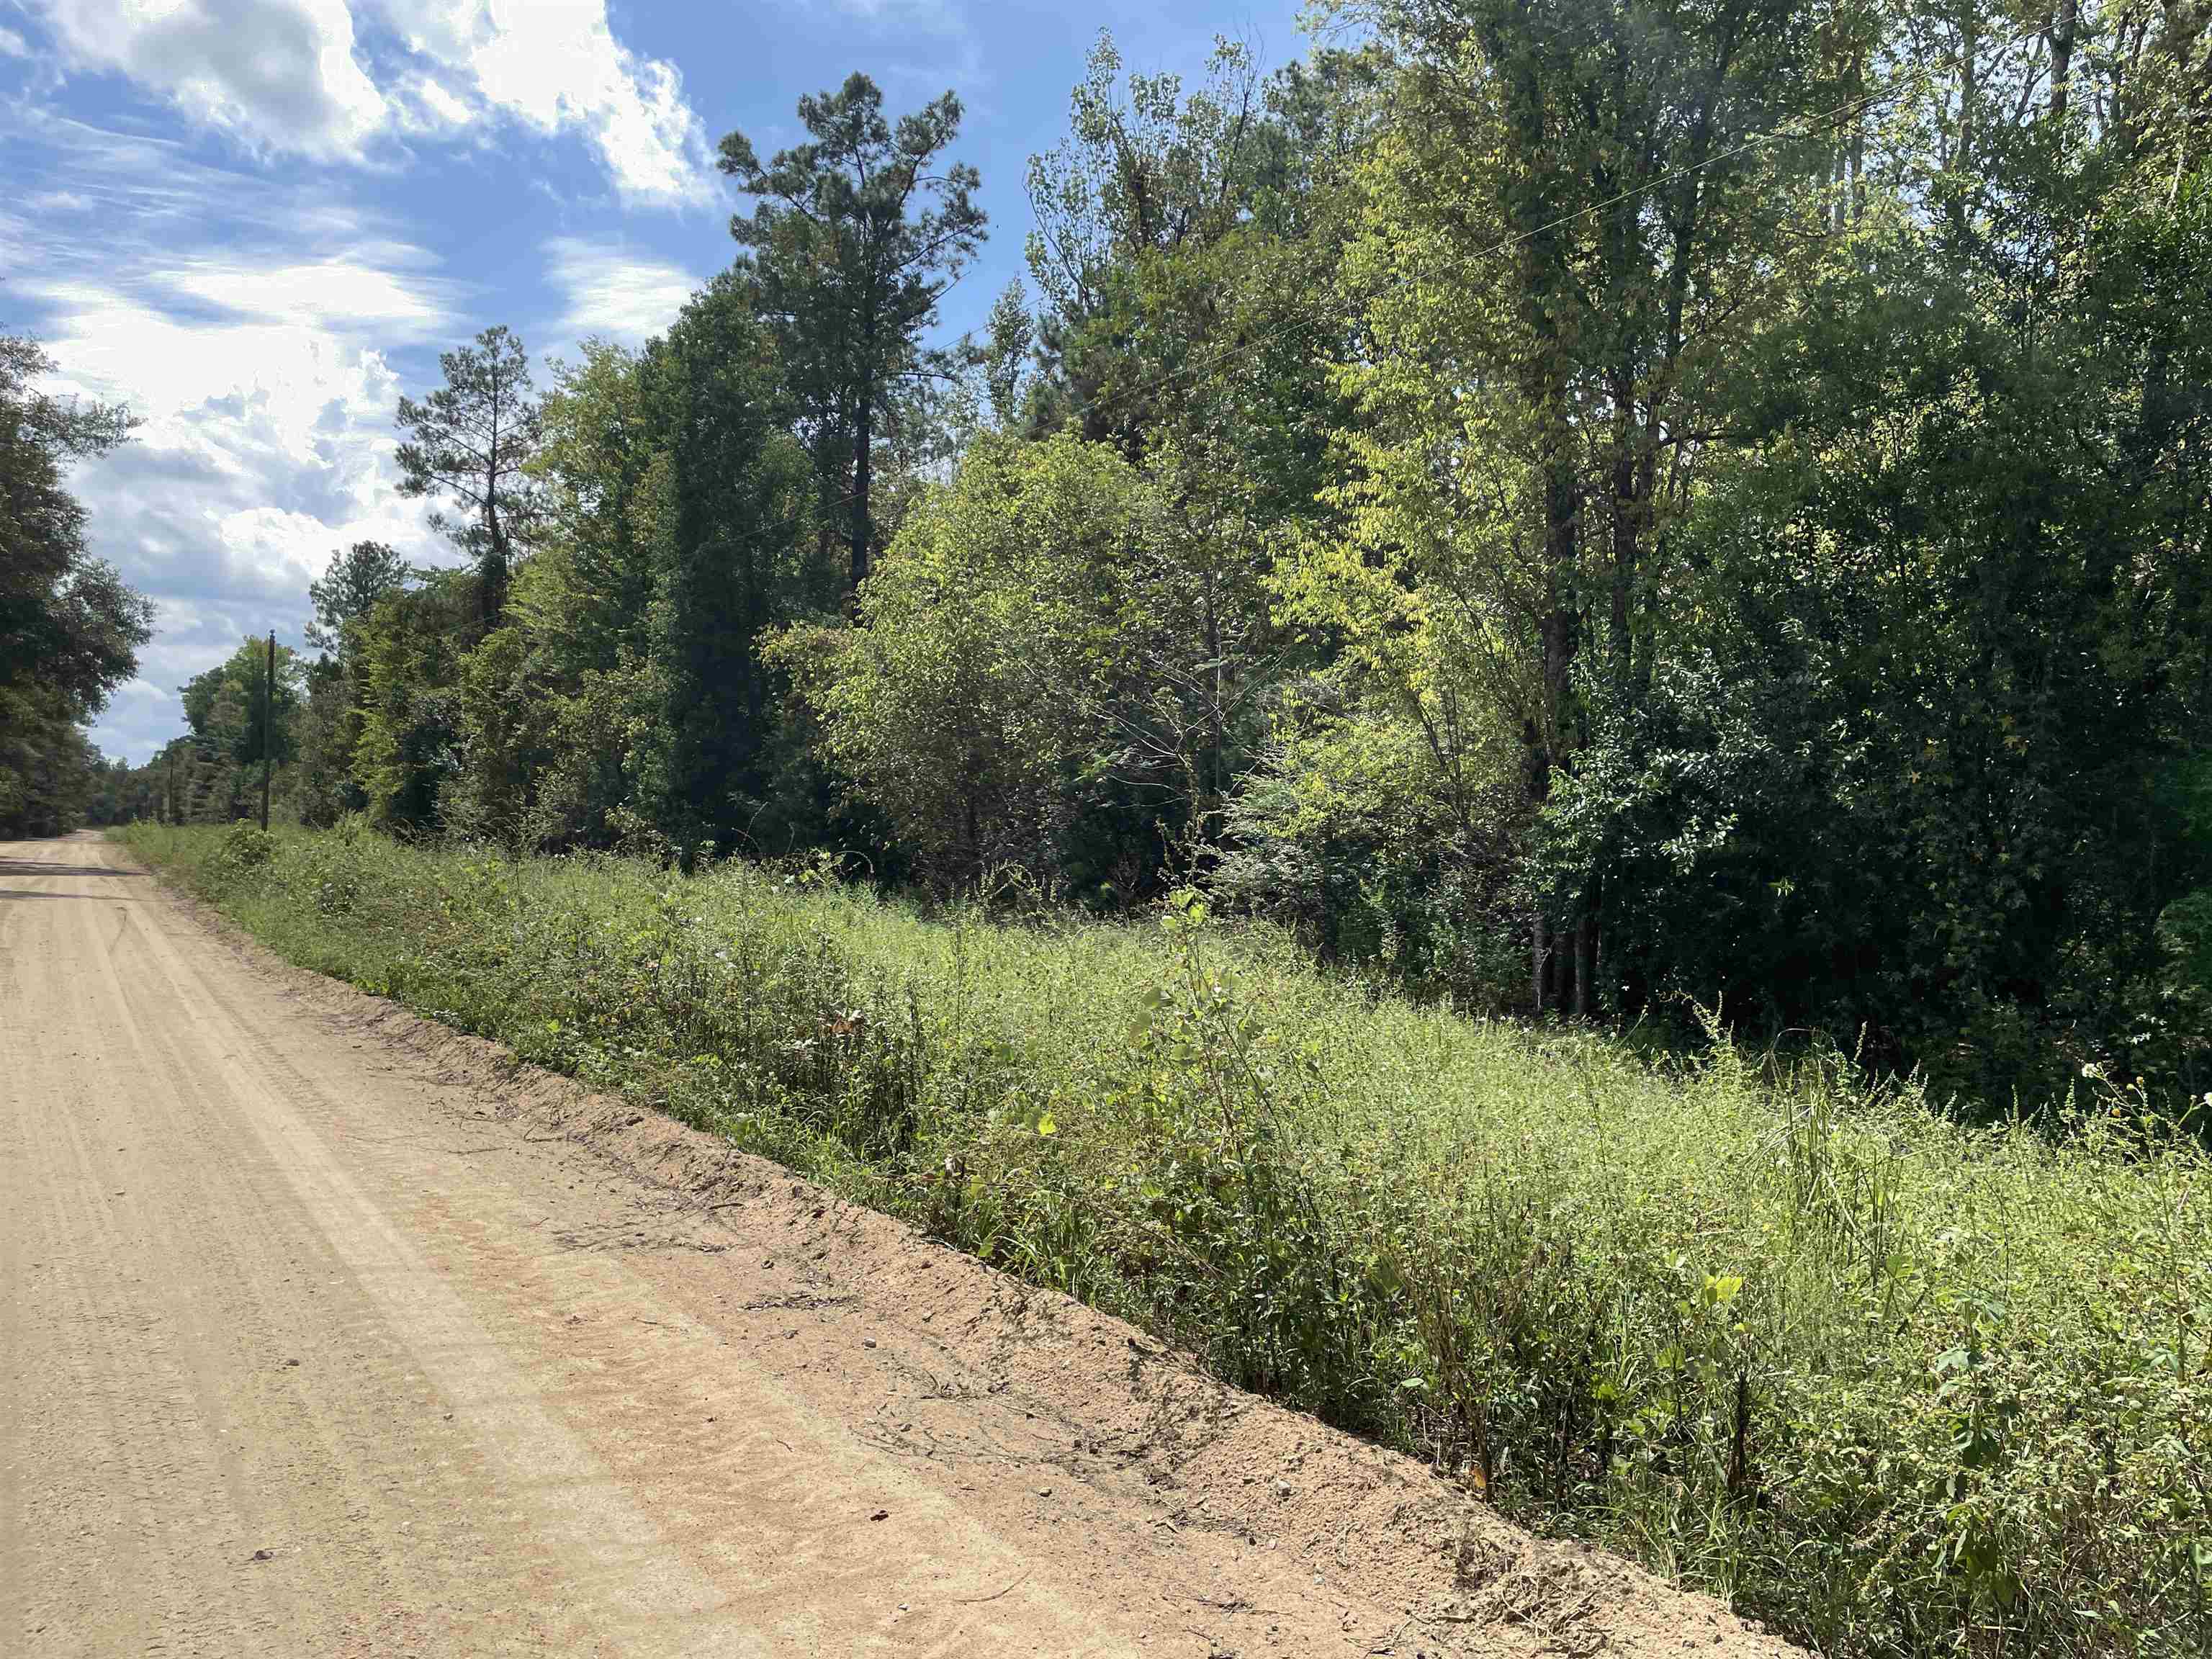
[261,630,275,832]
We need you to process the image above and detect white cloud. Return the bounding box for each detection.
[544,235,697,346]
[214,503,356,594]
[426,0,714,205]
[25,259,453,760]
[35,279,442,583]
[3,113,488,759]
[27,259,449,430]
[159,252,454,333]
[26,0,716,204]
[37,0,390,160]
[0,24,32,55]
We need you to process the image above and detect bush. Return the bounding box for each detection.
[116,822,2212,1658]
[213,823,279,881]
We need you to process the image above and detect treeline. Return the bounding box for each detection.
[0,335,152,838]
[143,0,2212,1114]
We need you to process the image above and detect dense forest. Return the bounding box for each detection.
[26,0,2212,1118]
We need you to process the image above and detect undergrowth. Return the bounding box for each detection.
[122,821,2212,1658]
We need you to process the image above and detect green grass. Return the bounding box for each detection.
[122,820,2211,1658]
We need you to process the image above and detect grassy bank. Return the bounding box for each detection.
[120,821,2210,1658]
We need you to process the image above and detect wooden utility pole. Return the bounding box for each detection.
[261,630,275,832]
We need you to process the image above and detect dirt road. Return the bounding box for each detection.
[0,834,1794,1658]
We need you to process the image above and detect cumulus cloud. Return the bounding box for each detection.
[37,0,390,160]
[14,135,462,759]
[393,0,715,205]
[4,6,726,758]
[544,235,699,347]
[28,250,454,450]
[25,0,716,205]
[35,271,451,760]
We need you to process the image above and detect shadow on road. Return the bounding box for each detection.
[0,859,142,880]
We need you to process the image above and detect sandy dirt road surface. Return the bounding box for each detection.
[0,833,1796,1658]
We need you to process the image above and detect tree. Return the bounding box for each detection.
[1262,0,2212,1112]
[395,325,542,632]
[642,275,830,846]
[307,539,412,655]
[720,73,986,596]
[0,333,152,836]
[293,539,418,824]
[1308,0,1845,1012]
[1023,32,1277,449]
[433,280,832,855]
[1545,62,2212,1102]
[172,638,305,823]
[438,337,670,849]
[1001,39,1382,873]
[771,434,1151,891]
[0,687,108,836]
[350,570,477,831]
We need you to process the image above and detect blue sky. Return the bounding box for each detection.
[1,0,1309,762]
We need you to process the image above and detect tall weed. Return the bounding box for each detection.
[121,822,2212,1659]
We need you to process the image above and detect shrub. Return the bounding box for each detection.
[211,823,279,886]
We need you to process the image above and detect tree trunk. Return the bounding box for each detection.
[481,458,508,633]
[1850,117,1865,223]
[817,475,838,592]
[852,294,879,605]
[2050,0,2078,122]
[1949,24,1979,233]
[850,382,873,598]
[1205,585,1225,834]
[1609,368,1641,695]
